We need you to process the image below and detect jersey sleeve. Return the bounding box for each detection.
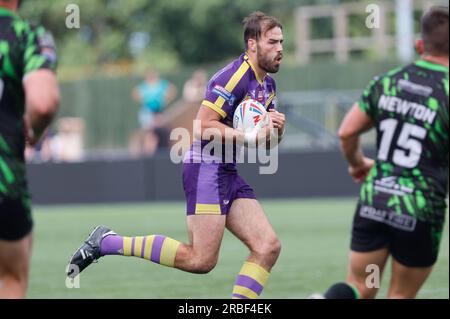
[201,65,247,119]
[358,77,381,120]
[442,77,449,132]
[23,25,57,77]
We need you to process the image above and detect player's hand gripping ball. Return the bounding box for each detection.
[233,99,271,148]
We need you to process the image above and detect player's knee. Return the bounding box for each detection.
[0,268,28,291]
[0,262,24,277]
[192,255,218,274]
[195,260,217,274]
[254,237,281,262]
[270,238,282,260]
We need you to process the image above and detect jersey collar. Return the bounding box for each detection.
[244,53,265,85]
[415,59,449,73]
[0,7,17,17]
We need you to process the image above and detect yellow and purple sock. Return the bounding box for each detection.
[232,262,270,299]
[100,234,181,267]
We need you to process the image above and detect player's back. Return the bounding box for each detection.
[360,60,449,219]
[1,9,31,157]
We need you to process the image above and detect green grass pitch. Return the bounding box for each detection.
[28,198,448,299]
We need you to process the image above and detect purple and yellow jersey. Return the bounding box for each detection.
[183,53,277,214]
[184,53,277,165]
[202,53,277,127]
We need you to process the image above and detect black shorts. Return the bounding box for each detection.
[350,202,445,267]
[0,196,33,241]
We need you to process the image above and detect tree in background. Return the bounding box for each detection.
[19,0,303,71]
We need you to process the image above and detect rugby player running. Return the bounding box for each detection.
[68,11,286,299]
[317,6,448,299]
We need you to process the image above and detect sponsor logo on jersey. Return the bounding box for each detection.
[374,176,414,196]
[212,85,236,105]
[359,205,417,231]
[257,90,264,102]
[398,79,433,97]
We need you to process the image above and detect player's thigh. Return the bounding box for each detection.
[0,233,33,279]
[226,198,279,253]
[387,260,432,299]
[387,219,443,298]
[187,214,226,260]
[347,248,389,299]
[349,201,391,296]
[390,218,444,268]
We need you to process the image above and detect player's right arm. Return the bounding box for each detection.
[338,76,382,182]
[197,65,272,147]
[338,103,374,182]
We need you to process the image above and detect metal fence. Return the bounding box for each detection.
[279,89,376,151]
[294,0,448,63]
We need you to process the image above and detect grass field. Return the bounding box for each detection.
[28,199,449,299]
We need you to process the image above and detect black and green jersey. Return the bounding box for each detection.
[0,7,57,198]
[358,59,449,223]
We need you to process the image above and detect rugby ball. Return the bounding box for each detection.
[233,99,268,132]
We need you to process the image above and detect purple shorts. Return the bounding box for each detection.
[182,162,256,215]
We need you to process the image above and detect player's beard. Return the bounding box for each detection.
[257,45,282,74]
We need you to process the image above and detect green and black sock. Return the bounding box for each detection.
[324,282,360,299]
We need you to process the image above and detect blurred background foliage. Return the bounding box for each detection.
[16,0,427,151]
[20,0,360,77]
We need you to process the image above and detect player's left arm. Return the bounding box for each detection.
[24,70,59,146]
[266,81,285,145]
[22,26,60,146]
[268,109,285,135]
[338,103,374,182]
[265,109,285,149]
